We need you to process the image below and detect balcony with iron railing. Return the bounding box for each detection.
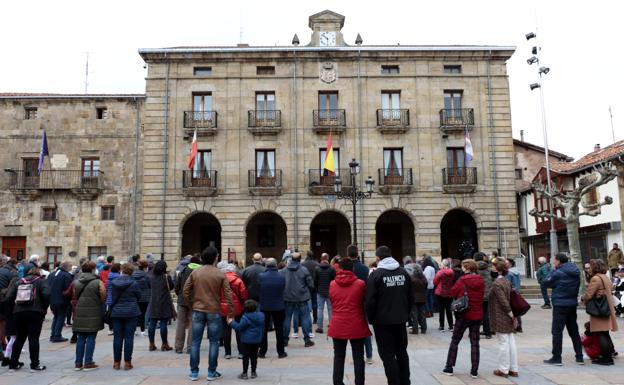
[6,170,104,200]
[442,167,477,193]
[439,108,474,131]
[308,168,353,195]
[183,111,218,136]
[313,109,346,134]
[377,168,413,194]
[376,109,410,133]
[182,170,218,197]
[248,169,282,196]
[248,110,282,135]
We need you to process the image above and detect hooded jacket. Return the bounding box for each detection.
[105,271,120,305]
[542,262,580,307]
[229,311,265,344]
[477,261,493,299]
[365,257,412,325]
[175,262,201,306]
[73,272,106,332]
[433,268,455,298]
[258,266,285,311]
[110,275,141,319]
[281,261,313,302]
[328,270,371,339]
[451,273,485,321]
[314,263,336,297]
[132,269,151,303]
[220,271,248,316]
[5,273,49,315]
[241,262,266,301]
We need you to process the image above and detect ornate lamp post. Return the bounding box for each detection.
[333,158,374,246]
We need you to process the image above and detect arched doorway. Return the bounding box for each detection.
[310,211,351,258]
[376,210,415,262]
[245,211,287,264]
[181,212,222,257]
[440,209,478,260]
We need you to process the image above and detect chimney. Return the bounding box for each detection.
[520,129,524,142]
[594,143,601,152]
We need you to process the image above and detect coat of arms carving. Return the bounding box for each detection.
[320,62,336,83]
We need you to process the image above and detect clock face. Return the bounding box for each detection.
[319,31,336,47]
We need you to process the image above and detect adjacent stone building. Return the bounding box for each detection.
[1,10,520,265]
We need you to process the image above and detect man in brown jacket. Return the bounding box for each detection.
[607,243,624,277]
[184,246,233,381]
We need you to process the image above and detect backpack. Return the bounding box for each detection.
[15,277,38,305]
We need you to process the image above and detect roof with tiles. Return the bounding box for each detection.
[550,140,624,174]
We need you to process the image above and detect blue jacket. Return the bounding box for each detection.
[131,269,151,303]
[507,269,521,293]
[106,272,121,306]
[281,261,313,302]
[542,262,580,307]
[353,260,370,284]
[258,266,285,311]
[47,268,73,305]
[230,311,265,344]
[110,275,141,319]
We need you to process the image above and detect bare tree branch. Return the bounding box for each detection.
[529,208,565,221]
[579,164,618,197]
[580,196,614,216]
[532,181,566,206]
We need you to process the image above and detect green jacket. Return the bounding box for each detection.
[73,273,105,333]
[536,263,552,284]
[608,249,624,269]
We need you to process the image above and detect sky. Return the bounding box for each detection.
[1,0,622,159]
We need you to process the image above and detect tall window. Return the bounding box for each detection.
[381,91,401,121]
[255,92,275,120]
[82,158,100,177]
[22,158,39,188]
[383,148,403,176]
[256,150,275,178]
[193,93,213,120]
[446,147,465,170]
[319,148,340,176]
[101,206,115,221]
[192,150,212,178]
[318,91,338,120]
[46,246,62,264]
[88,246,107,261]
[443,90,463,120]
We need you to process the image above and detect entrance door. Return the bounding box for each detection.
[309,211,351,259]
[310,224,338,258]
[181,213,222,257]
[375,210,415,264]
[376,223,403,261]
[2,236,26,260]
[23,158,39,188]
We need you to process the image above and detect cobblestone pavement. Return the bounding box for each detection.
[1,301,623,385]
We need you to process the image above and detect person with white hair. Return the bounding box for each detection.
[218,261,249,359]
[28,254,40,267]
[536,256,553,309]
[242,253,266,302]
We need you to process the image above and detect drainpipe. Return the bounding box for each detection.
[131,96,141,254]
[292,50,299,249]
[160,60,171,261]
[487,51,502,255]
[357,47,364,249]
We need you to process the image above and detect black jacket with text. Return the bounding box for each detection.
[365,257,412,325]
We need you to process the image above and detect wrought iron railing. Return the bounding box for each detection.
[308,168,353,187]
[439,108,474,128]
[183,111,218,129]
[377,168,413,185]
[7,170,104,190]
[182,170,217,188]
[248,169,282,188]
[248,110,281,127]
[376,109,410,127]
[313,109,346,127]
[442,167,477,185]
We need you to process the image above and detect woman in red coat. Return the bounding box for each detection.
[328,258,371,385]
[433,259,455,331]
[443,259,485,378]
[218,262,248,359]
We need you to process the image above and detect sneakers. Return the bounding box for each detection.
[237,354,243,359]
[543,357,563,366]
[493,369,508,378]
[308,333,315,338]
[470,370,478,379]
[366,357,373,365]
[250,372,257,379]
[291,332,299,339]
[30,365,46,372]
[442,366,453,376]
[238,372,249,380]
[315,328,323,334]
[189,371,199,381]
[304,340,315,347]
[541,304,552,309]
[224,354,232,359]
[50,337,68,343]
[107,330,114,336]
[207,371,222,381]
[278,353,288,359]
[141,331,147,337]
[576,358,585,365]
[74,364,83,371]
[83,363,99,371]
[438,327,444,332]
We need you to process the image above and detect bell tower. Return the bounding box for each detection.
[308,10,346,47]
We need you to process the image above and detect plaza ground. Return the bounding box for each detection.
[1,300,623,385]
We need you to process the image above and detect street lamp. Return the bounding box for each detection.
[527,31,558,259]
[333,158,375,246]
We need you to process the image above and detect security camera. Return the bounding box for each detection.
[529,83,540,91]
[525,32,536,40]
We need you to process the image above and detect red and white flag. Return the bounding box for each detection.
[188,129,198,169]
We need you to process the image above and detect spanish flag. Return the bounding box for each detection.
[188,129,198,169]
[323,134,335,173]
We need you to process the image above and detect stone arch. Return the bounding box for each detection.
[309,209,352,258]
[440,208,479,260]
[375,208,416,263]
[180,211,222,257]
[245,210,288,264]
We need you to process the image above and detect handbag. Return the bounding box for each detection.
[104,283,130,325]
[510,290,531,317]
[586,275,611,318]
[451,283,469,314]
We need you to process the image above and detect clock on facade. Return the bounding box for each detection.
[319,31,336,46]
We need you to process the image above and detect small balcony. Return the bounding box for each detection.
[248,170,282,196]
[376,109,410,133]
[442,167,477,193]
[378,168,413,194]
[439,108,474,132]
[313,109,346,134]
[6,170,104,200]
[182,170,218,197]
[248,110,282,135]
[308,168,353,195]
[183,111,218,136]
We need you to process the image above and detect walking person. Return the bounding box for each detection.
[73,260,106,371]
[475,252,493,338]
[174,255,201,354]
[110,263,142,370]
[47,260,73,343]
[348,244,374,364]
[489,260,519,378]
[314,253,336,334]
[148,260,175,351]
[365,245,412,385]
[442,259,485,378]
[581,259,618,365]
[4,263,49,372]
[241,253,266,302]
[183,246,234,381]
[329,257,371,385]
[409,264,428,334]
[218,261,248,359]
[536,257,553,309]
[228,299,265,379]
[433,259,454,331]
[132,260,150,337]
[607,243,624,277]
[282,252,315,348]
[542,253,584,366]
[258,258,287,359]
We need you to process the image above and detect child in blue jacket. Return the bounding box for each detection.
[228,299,265,379]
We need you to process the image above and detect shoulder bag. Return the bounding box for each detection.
[510,289,531,316]
[165,275,177,321]
[586,275,610,318]
[451,283,469,314]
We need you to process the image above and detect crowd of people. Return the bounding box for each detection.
[0,245,620,384]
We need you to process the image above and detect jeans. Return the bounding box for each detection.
[425,289,434,313]
[284,301,312,343]
[260,310,285,356]
[409,303,427,333]
[540,283,551,306]
[333,338,365,385]
[10,312,44,369]
[190,311,222,375]
[364,336,373,359]
[310,288,318,323]
[551,305,583,360]
[50,303,68,340]
[373,324,410,385]
[148,317,169,344]
[497,333,518,373]
[75,332,97,365]
[112,317,137,362]
[445,317,481,373]
[317,294,332,329]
